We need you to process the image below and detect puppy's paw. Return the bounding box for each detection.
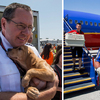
[26,87,40,99]
[22,77,30,88]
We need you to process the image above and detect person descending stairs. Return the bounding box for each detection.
[64,33,96,99]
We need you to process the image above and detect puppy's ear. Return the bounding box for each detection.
[18,47,22,50]
[8,48,12,52]
[13,47,18,49]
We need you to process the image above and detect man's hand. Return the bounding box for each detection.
[94,61,100,75]
[97,67,100,75]
[94,61,100,69]
[29,75,59,100]
[72,32,77,34]
[30,77,46,90]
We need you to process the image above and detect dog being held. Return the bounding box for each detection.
[7,45,55,99]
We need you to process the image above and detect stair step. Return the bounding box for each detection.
[64,72,88,78]
[64,48,71,50]
[64,46,70,47]
[64,58,79,62]
[64,58,88,62]
[64,55,72,57]
[64,63,79,66]
[64,62,90,66]
[63,42,96,95]
[64,52,72,54]
[64,77,91,85]
[64,67,85,72]
[64,82,95,94]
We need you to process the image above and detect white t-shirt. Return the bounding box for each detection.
[0,32,22,92]
[0,32,41,92]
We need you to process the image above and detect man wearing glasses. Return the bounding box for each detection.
[0,3,58,100]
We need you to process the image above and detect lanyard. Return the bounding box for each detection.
[0,37,26,78]
[0,37,7,52]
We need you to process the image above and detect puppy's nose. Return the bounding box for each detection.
[8,48,12,52]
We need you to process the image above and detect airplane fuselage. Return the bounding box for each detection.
[64,10,100,47]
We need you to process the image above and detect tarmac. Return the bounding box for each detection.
[64,85,100,100]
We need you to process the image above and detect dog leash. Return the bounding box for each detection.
[0,37,26,78]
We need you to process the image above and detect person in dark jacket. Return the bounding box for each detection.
[52,49,62,100]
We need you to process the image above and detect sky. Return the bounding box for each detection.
[64,0,100,15]
[1,0,100,40]
[0,0,62,40]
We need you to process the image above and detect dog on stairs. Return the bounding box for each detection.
[7,45,55,99]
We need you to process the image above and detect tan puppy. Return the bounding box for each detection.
[7,45,55,99]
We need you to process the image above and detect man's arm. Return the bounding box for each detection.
[35,74,59,100]
[0,92,32,100]
[0,75,59,100]
[57,87,62,92]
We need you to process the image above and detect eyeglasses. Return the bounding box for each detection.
[5,17,35,32]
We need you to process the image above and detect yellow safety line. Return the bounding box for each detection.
[64,55,78,57]
[64,72,88,78]
[64,46,70,47]
[64,67,85,72]
[64,62,90,66]
[64,63,79,66]
[64,55,72,57]
[64,58,88,62]
[64,78,91,85]
[64,58,79,62]
[64,63,73,66]
[64,84,95,93]
[64,69,72,72]
[64,52,72,54]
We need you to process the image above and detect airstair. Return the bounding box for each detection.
[63,18,98,97]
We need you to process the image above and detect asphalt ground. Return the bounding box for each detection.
[64,85,100,100]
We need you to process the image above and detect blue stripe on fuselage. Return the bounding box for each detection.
[64,10,100,32]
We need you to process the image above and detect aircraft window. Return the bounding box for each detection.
[98,23,100,27]
[69,19,72,24]
[80,21,83,25]
[85,21,88,25]
[94,22,97,26]
[75,20,78,24]
[90,22,93,26]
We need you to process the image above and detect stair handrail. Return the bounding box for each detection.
[63,18,73,31]
[84,45,94,59]
[84,45,93,58]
